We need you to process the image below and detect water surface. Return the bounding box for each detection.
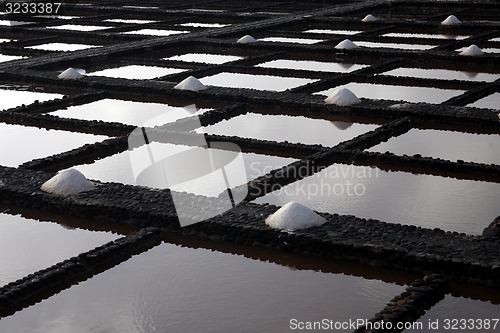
[121,29,187,36]
[200,72,316,91]
[0,212,118,285]
[259,37,323,44]
[383,67,500,82]
[0,242,403,333]
[47,24,109,31]
[0,89,62,110]
[164,53,242,64]
[254,165,500,234]
[356,41,434,50]
[27,43,99,51]
[0,123,108,167]
[88,65,185,79]
[467,93,500,110]
[257,59,366,72]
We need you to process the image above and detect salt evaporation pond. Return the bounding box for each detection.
[0,212,118,286]
[0,54,25,63]
[50,99,211,127]
[200,73,316,91]
[26,43,99,51]
[104,19,156,24]
[303,29,362,35]
[47,24,110,31]
[406,296,500,333]
[254,165,500,235]
[121,29,188,36]
[318,83,464,104]
[382,32,469,39]
[88,65,185,80]
[0,88,62,110]
[0,123,108,167]
[382,67,500,82]
[73,144,296,197]
[258,37,323,44]
[164,53,242,64]
[468,93,500,110]
[0,241,404,333]
[355,41,434,50]
[201,113,379,147]
[369,129,500,165]
[257,59,367,72]
[178,22,229,28]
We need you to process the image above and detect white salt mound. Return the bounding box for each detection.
[237,35,257,44]
[265,201,326,231]
[334,39,358,49]
[362,14,377,22]
[58,67,85,79]
[459,44,484,56]
[41,168,94,195]
[332,121,353,130]
[441,15,461,25]
[174,76,207,91]
[325,88,361,106]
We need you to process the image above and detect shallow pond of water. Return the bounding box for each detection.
[257,59,367,72]
[405,296,500,333]
[47,24,110,31]
[0,88,62,110]
[0,39,11,43]
[0,54,25,62]
[0,212,118,286]
[0,20,33,26]
[0,123,108,167]
[178,22,229,28]
[121,29,188,36]
[356,41,434,50]
[369,129,500,165]
[303,29,362,35]
[88,65,185,80]
[26,43,99,51]
[74,143,296,197]
[382,67,500,82]
[467,93,500,110]
[50,99,210,127]
[199,72,316,91]
[317,83,464,104]
[382,32,468,39]
[254,165,500,234]
[0,241,404,333]
[258,37,323,44]
[164,53,242,64]
[201,113,379,147]
[104,19,156,24]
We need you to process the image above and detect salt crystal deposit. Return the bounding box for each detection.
[58,67,85,79]
[362,14,377,22]
[459,44,484,56]
[237,35,257,43]
[441,15,461,25]
[174,76,207,91]
[332,121,353,130]
[325,88,361,106]
[41,168,94,195]
[265,201,326,231]
[334,39,358,49]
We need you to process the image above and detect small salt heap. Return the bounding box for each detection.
[58,67,85,79]
[441,15,461,25]
[237,35,257,44]
[332,121,353,130]
[41,168,94,195]
[459,44,484,56]
[325,88,361,106]
[334,39,358,49]
[265,201,326,231]
[361,14,377,22]
[174,76,207,91]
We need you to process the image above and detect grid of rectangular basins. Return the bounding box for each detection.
[0,1,499,332]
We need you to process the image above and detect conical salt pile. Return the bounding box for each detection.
[334,39,358,49]
[174,76,207,91]
[441,15,461,25]
[325,88,361,106]
[265,201,326,231]
[58,67,85,79]
[237,35,257,43]
[362,14,377,22]
[459,44,484,56]
[41,169,94,195]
